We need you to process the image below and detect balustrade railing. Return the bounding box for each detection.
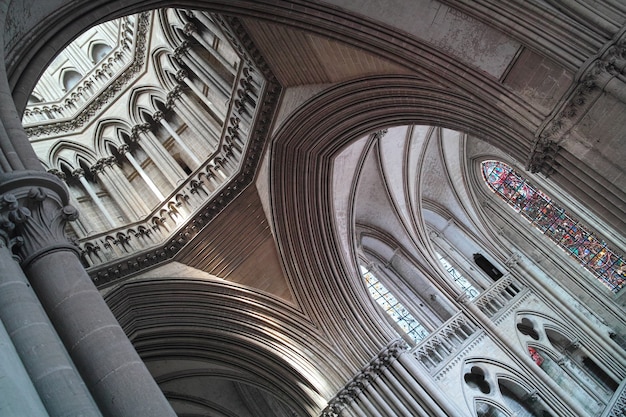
[472,275,523,318]
[410,312,478,372]
[602,379,626,417]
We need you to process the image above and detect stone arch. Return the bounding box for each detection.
[151,48,179,90]
[94,118,134,155]
[127,86,168,124]
[270,75,537,365]
[461,358,552,417]
[89,41,113,64]
[60,67,83,91]
[104,276,336,416]
[49,141,97,171]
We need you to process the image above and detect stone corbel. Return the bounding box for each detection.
[526,139,559,175]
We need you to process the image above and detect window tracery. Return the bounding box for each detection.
[482,160,625,294]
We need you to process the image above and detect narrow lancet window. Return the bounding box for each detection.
[360,265,429,343]
[482,160,625,294]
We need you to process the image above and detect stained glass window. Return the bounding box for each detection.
[360,265,429,343]
[482,160,625,294]
[436,252,480,299]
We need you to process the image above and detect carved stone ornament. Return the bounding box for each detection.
[0,171,79,264]
[526,139,559,175]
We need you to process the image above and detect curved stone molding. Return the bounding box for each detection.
[320,339,407,416]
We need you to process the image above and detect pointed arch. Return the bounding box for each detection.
[94,118,135,155]
[481,160,625,293]
[127,86,169,124]
[49,141,98,171]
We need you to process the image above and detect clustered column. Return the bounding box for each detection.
[320,340,460,417]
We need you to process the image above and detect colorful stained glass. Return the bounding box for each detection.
[360,265,429,343]
[482,160,625,294]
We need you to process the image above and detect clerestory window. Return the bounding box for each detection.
[481,160,625,294]
[360,265,429,343]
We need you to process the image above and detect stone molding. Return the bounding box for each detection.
[320,340,407,417]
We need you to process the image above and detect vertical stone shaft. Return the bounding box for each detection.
[0,317,50,417]
[24,249,176,417]
[0,243,102,417]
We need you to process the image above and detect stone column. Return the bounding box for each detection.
[0,171,176,417]
[0,224,101,417]
[97,156,150,218]
[131,124,184,188]
[176,69,226,123]
[89,158,141,221]
[0,317,50,417]
[118,144,165,201]
[72,168,117,228]
[174,41,231,100]
[153,111,201,167]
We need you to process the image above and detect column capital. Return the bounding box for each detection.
[173,40,190,59]
[152,110,164,122]
[101,156,118,167]
[90,160,105,174]
[0,171,78,265]
[167,85,183,107]
[526,139,559,175]
[118,143,130,154]
[175,69,188,82]
[131,123,150,141]
[182,22,197,37]
[71,168,85,178]
[47,168,66,180]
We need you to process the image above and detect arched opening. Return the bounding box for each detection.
[62,69,82,91]
[90,42,112,63]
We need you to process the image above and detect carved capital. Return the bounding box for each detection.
[90,160,105,174]
[173,40,190,59]
[175,69,188,82]
[182,22,197,37]
[102,156,118,167]
[118,143,130,154]
[0,171,78,264]
[152,110,164,122]
[71,168,85,178]
[47,168,66,180]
